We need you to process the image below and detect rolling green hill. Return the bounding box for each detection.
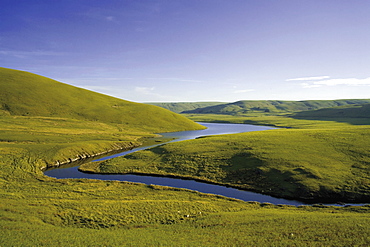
[148,102,225,113]
[292,104,370,119]
[183,99,370,115]
[0,67,203,132]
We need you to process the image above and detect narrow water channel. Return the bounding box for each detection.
[44,122,362,206]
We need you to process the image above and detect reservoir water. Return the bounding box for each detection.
[44,122,362,206]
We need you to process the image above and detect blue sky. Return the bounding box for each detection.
[1,0,370,102]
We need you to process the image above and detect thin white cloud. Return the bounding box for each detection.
[62,77,134,82]
[177,79,204,83]
[133,86,174,101]
[301,83,321,88]
[135,86,155,95]
[287,76,330,81]
[314,77,370,86]
[0,50,66,58]
[290,76,370,88]
[233,89,255,93]
[146,78,204,83]
[79,85,113,91]
[79,8,119,23]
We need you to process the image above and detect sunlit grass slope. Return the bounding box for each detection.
[0,67,202,132]
[0,116,153,173]
[0,67,203,182]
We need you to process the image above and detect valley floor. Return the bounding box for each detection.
[1,114,370,246]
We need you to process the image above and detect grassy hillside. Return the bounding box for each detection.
[0,67,204,178]
[148,102,225,113]
[292,103,370,119]
[183,99,370,115]
[185,112,370,127]
[0,67,203,132]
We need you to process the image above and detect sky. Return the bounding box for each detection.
[1,0,370,103]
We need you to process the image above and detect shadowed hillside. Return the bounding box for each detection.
[148,102,225,113]
[292,104,370,118]
[183,99,370,115]
[0,67,203,132]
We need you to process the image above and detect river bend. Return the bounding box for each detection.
[45,122,361,206]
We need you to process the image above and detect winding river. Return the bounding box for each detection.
[44,122,361,206]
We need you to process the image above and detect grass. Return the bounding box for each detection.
[0,115,149,171]
[2,196,369,246]
[81,114,370,203]
[1,167,370,246]
[1,68,369,245]
[2,116,370,246]
[0,67,203,132]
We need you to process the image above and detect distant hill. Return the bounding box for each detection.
[183,99,370,115]
[148,102,225,113]
[292,104,370,118]
[0,68,203,132]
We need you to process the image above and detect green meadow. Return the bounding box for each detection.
[5,116,369,246]
[1,68,370,246]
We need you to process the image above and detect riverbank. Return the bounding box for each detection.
[79,123,370,204]
[43,141,140,171]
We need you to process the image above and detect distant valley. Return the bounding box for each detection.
[150,99,370,117]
